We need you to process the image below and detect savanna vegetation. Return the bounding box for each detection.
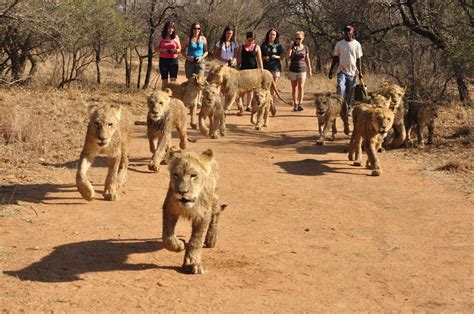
[0,0,472,189]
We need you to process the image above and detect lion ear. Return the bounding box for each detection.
[110,104,122,120]
[200,149,214,163]
[87,104,99,116]
[166,146,182,165]
[164,88,173,97]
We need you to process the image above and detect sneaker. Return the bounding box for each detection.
[293,104,298,112]
[245,107,251,112]
[297,104,304,111]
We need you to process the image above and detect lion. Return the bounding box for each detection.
[147,89,189,172]
[348,105,394,176]
[206,65,289,115]
[404,100,438,147]
[162,147,227,274]
[165,74,207,129]
[76,103,133,201]
[374,84,407,149]
[250,88,273,130]
[199,83,226,139]
[314,93,349,145]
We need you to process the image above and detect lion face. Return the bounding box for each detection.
[147,89,172,122]
[383,84,406,110]
[206,66,224,85]
[370,94,392,110]
[168,148,215,209]
[252,88,268,108]
[89,104,122,148]
[202,84,220,108]
[372,108,394,137]
[315,96,331,116]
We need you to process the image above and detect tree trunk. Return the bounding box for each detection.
[143,31,154,89]
[124,48,131,89]
[95,43,101,84]
[454,67,470,102]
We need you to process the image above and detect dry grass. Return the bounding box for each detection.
[0,59,472,194]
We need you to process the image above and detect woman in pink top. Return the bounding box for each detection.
[154,21,181,87]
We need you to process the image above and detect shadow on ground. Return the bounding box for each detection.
[3,239,171,282]
[275,158,365,176]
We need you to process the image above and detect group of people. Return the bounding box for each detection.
[154,22,363,114]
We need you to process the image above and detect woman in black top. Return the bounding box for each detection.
[237,32,263,112]
[262,29,284,115]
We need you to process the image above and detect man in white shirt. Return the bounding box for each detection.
[328,25,363,119]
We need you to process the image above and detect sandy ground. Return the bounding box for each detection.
[0,89,473,312]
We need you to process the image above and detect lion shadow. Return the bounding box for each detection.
[0,183,81,205]
[275,158,366,176]
[3,239,174,282]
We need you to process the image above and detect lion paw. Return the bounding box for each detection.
[77,184,95,201]
[210,134,219,139]
[104,192,119,201]
[163,237,185,252]
[148,162,159,172]
[179,141,187,150]
[371,169,382,176]
[183,263,206,275]
[316,139,325,146]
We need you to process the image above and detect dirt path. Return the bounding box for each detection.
[1,96,472,311]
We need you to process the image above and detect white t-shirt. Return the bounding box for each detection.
[333,39,363,76]
[215,41,238,65]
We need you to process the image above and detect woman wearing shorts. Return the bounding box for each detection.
[286,31,312,111]
[261,28,284,114]
[155,21,181,87]
[182,22,208,79]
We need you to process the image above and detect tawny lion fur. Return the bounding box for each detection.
[348,105,394,176]
[314,93,349,145]
[250,88,273,130]
[374,84,407,149]
[165,75,207,129]
[76,103,133,201]
[199,83,226,139]
[147,89,188,172]
[404,100,438,147]
[206,65,289,115]
[162,147,226,274]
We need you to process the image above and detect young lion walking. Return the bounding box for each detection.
[76,103,133,201]
[147,89,189,172]
[162,147,226,274]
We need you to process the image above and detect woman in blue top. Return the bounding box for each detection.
[182,22,208,79]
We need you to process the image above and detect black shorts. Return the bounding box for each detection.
[159,57,179,79]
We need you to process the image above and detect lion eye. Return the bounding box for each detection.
[190,174,198,179]
[173,173,179,179]
[108,123,113,127]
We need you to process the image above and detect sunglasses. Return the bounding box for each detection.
[295,38,303,40]
[193,27,200,30]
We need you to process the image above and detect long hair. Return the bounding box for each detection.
[263,28,280,45]
[161,21,176,39]
[188,22,204,41]
[218,25,235,47]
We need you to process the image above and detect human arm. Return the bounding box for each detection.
[182,38,192,60]
[170,36,181,54]
[256,45,264,69]
[305,46,312,78]
[328,56,339,79]
[356,58,363,79]
[197,37,209,63]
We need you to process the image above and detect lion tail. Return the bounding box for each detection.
[271,81,292,106]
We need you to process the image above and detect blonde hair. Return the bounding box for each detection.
[295,31,304,38]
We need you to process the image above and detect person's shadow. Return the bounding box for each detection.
[3,238,176,282]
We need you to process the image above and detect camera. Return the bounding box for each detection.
[227,59,232,66]
[193,56,198,63]
[293,40,298,47]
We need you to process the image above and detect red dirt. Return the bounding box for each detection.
[1,93,472,311]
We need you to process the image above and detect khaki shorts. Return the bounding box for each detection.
[287,71,306,81]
